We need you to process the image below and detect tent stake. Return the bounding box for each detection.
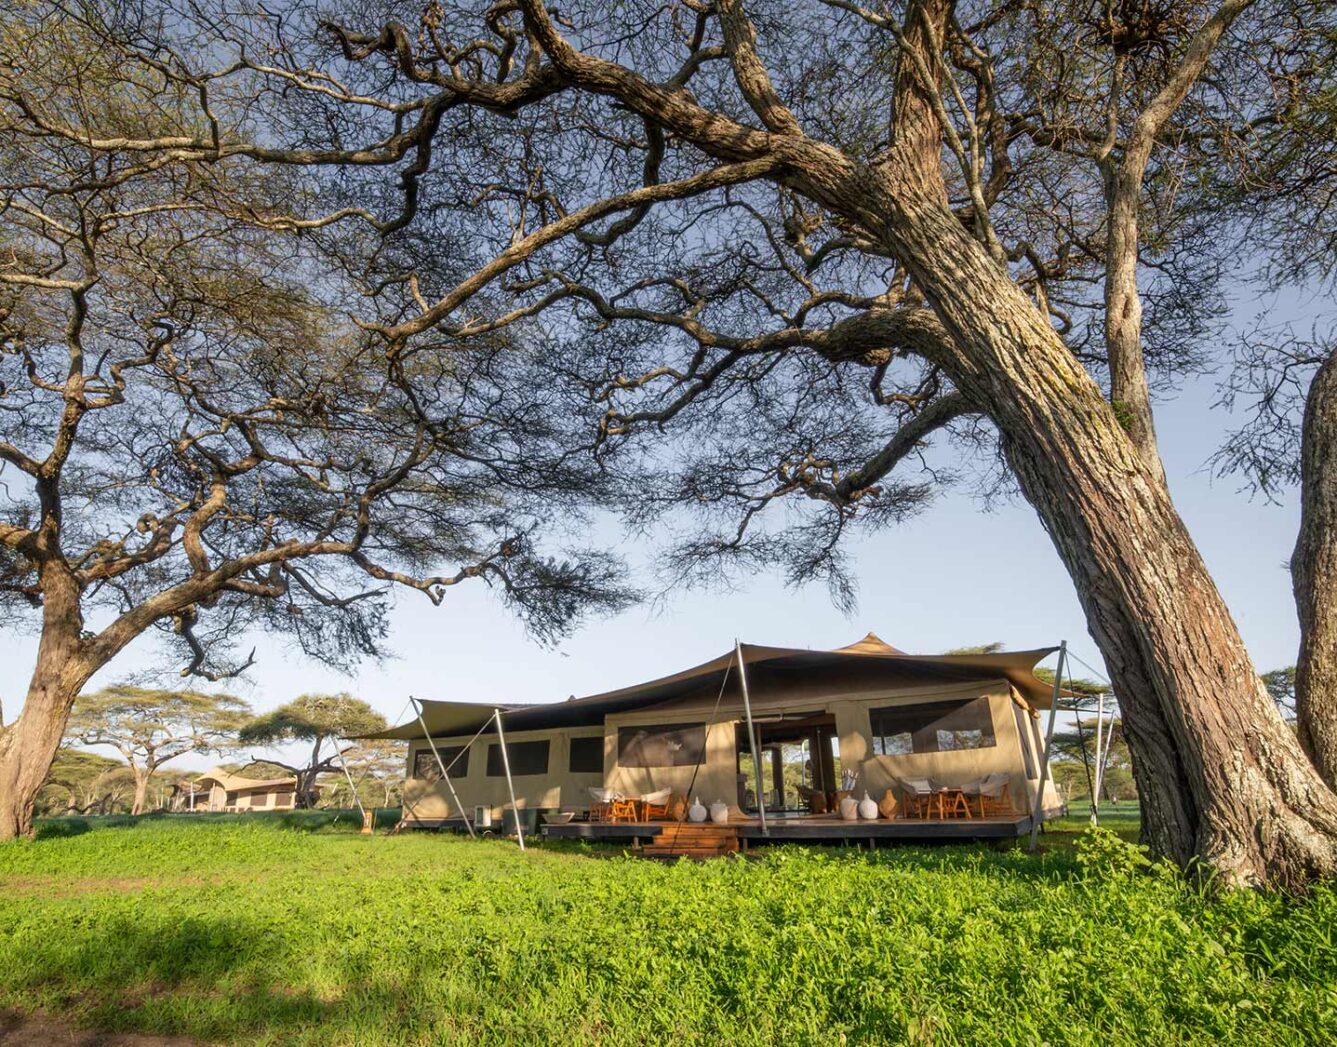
[493,708,525,851]
[414,697,476,839]
[1028,640,1065,852]
[735,639,769,836]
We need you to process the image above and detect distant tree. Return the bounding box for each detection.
[64,687,251,815]
[333,741,408,809]
[36,749,134,816]
[1262,667,1298,722]
[238,694,386,808]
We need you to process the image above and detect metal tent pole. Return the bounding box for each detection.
[735,639,769,836]
[334,746,367,821]
[1028,641,1066,851]
[493,709,525,851]
[1091,689,1105,826]
[414,697,477,839]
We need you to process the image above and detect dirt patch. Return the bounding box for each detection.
[0,1010,196,1046]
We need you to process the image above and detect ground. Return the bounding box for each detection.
[0,806,1333,1046]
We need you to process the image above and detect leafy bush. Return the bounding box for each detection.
[1074,825,1153,878]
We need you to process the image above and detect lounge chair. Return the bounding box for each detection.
[895,777,934,819]
[965,773,1013,817]
[639,788,671,821]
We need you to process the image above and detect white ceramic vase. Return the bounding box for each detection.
[858,791,879,820]
[688,797,708,823]
[709,800,730,824]
[839,796,860,821]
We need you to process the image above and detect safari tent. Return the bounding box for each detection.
[371,633,1067,845]
[190,768,301,813]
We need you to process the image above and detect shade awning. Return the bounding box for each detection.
[362,634,1062,742]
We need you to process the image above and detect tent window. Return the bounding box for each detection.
[568,736,604,774]
[487,740,550,776]
[617,723,707,768]
[274,792,294,807]
[869,698,996,756]
[413,746,469,780]
[225,791,238,806]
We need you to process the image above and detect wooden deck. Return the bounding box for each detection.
[542,812,1034,846]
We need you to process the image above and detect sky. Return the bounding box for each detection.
[0,287,1319,772]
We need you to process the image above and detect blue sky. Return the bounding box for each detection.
[0,289,1316,771]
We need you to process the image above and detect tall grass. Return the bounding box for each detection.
[0,815,1333,1045]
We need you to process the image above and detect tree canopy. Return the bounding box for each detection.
[239,693,387,808]
[64,686,251,814]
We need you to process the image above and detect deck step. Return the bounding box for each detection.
[640,823,739,858]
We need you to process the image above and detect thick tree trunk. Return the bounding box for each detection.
[0,567,95,840]
[1294,347,1337,787]
[884,194,1337,887]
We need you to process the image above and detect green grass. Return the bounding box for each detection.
[0,813,1334,1045]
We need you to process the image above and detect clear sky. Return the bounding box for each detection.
[0,287,1316,771]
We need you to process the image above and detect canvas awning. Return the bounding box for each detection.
[363,633,1061,742]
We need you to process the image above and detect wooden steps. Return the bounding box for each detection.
[640,823,739,859]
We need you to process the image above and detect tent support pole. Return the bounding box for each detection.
[414,697,476,839]
[493,709,525,851]
[735,639,769,836]
[333,746,367,822]
[1028,640,1065,851]
[1091,689,1105,825]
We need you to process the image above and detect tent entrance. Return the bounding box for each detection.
[735,712,837,814]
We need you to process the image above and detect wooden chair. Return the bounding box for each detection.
[608,798,639,822]
[896,777,934,819]
[975,774,1014,817]
[587,786,620,822]
[639,788,671,821]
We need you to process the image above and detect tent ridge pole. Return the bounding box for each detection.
[736,639,769,836]
[1028,641,1065,852]
[493,708,526,851]
[414,696,477,839]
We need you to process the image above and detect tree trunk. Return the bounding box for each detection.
[130,769,151,817]
[883,192,1337,887]
[1294,346,1337,787]
[0,566,95,840]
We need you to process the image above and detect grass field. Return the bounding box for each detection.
[1,810,1334,1045]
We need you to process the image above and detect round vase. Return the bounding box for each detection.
[709,800,730,824]
[839,796,859,821]
[688,797,708,823]
[858,791,879,820]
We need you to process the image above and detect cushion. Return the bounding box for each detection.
[666,792,688,822]
[902,777,932,793]
[877,789,898,819]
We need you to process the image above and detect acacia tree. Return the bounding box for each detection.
[36,749,132,816]
[237,693,385,808]
[64,686,251,815]
[0,9,632,839]
[7,1,1337,884]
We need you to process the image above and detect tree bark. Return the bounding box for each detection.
[1294,346,1337,787]
[883,191,1337,888]
[0,564,96,839]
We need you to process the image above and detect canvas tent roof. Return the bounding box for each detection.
[365,633,1060,742]
[195,768,297,791]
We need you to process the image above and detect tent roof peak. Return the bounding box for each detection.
[833,631,906,656]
